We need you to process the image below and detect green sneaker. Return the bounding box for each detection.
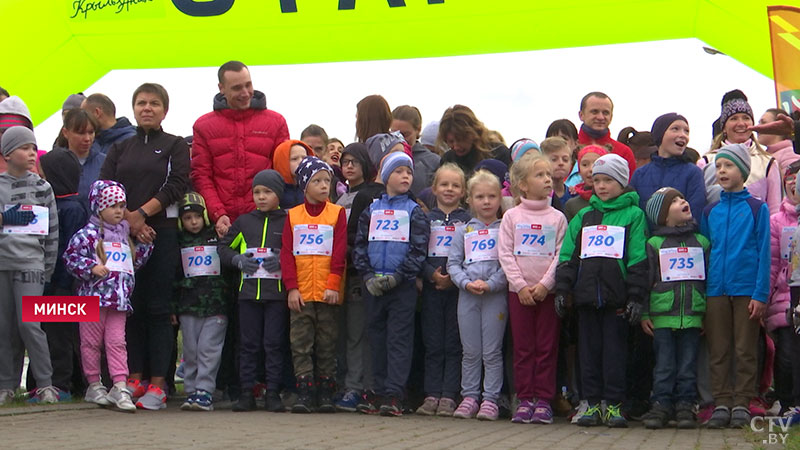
[576,403,603,427]
[604,403,628,428]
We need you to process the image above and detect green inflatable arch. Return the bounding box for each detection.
[2,0,793,125]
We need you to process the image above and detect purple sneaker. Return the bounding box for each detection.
[531,400,554,424]
[512,400,535,423]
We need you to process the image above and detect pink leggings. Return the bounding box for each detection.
[80,308,128,384]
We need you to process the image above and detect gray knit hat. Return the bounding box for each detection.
[1,126,37,157]
[592,153,629,188]
[716,143,751,180]
[252,169,285,198]
[645,187,684,226]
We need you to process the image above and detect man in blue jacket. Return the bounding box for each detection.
[81,93,136,155]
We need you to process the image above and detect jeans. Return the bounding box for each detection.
[651,327,700,406]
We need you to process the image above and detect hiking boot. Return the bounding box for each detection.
[232,390,256,412]
[316,376,336,413]
[576,403,603,427]
[453,397,479,419]
[106,386,136,413]
[84,382,111,406]
[729,405,751,428]
[706,406,731,429]
[265,390,285,412]
[436,397,456,417]
[416,396,439,416]
[292,375,315,413]
[604,403,628,428]
[642,402,673,429]
[675,401,697,429]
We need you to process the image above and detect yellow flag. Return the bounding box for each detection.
[769,6,800,113]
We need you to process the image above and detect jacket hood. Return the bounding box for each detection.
[272,139,314,184]
[652,221,697,237]
[212,90,267,112]
[766,139,793,154]
[39,148,81,196]
[96,117,135,144]
[781,196,799,219]
[589,188,640,212]
[342,142,377,183]
[0,96,32,125]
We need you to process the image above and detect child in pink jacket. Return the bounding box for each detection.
[769,161,800,414]
[498,154,567,424]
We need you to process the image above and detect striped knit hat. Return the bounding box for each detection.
[645,187,684,226]
[379,151,414,185]
[716,143,751,180]
[510,138,540,162]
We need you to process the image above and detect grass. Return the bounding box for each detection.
[742,422,800,450]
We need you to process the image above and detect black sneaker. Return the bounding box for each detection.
[291,376,315,414]
[729,406,751,428]
[316,377,336,413]
[642,402,673,429]
[232,390,256,412]
[674,401,697,429]
[357,390,379,415]
[379,396,403,417]
[604,403,628,428]
[576,403,603,427]
[265,390,285,412]
[706,406,731,429]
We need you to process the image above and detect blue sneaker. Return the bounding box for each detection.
[335,389,360,412]
[192,390,213,411]
[181,393,196,410]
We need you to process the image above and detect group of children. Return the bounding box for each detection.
[0,105,796,432]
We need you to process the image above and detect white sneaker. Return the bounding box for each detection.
[106,386,136,413]
[36,386,60,404]
[0,389,14,405]
[84,382,111,406]
[571,400,589,424]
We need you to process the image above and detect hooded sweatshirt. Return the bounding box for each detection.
[272,139,314,210]
[768,196,798,330]
[92,117,137,156]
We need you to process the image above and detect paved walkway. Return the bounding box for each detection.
[0,401,769,449]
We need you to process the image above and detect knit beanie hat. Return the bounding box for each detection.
[720,90,753,127]
[592,153,629,188]
[296,156,333,192]
[645,187,684,226]
[474,158,509,187]
[89,180,126,215]
[0,96,33,131]
[716,143,752,180]
[651,113,688,147]
[272,140,314,184]
[178,191,210,226]
[509,138,540,162]
[366,132,406,170]
[341,142,377,182]
[39,148,80,197]
[379,151,414,185]
[252,169,285,198]
[62,93,86,112]
[1,126,37,157]
[420,121,439,147]
[577,144,609,163]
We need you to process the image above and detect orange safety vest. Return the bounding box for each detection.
[288,202,346,303]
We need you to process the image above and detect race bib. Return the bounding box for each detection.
[293,224,334,256]
[580,225,625,259]
[658,247,705,281]
[368,209,410,242]
[781,226,797,260]
[2,205,48,235]
[243,247,280,279]
[428,225,456,257]
[101,242,133,275]
[513,223,556,257]
[181,246,221,277]
[464,228,499,263]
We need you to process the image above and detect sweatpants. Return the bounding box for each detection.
[26,286,81,393]
[421,282,461,400]
[706,295,760,408]
[239,300,287,391]
[127,227,178,379]
[366,281,416,398]
[0,270,53,389]
[508,293,560,402]
[458,289,507,403]
[80,308,128,384]
[290,301,338,378]
[342,275,371,391]
[180,314,227,394]
[577,307,628,405]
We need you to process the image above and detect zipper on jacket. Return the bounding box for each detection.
[679,240,686,329]
[256,215,269,300]
[722,197,730,296]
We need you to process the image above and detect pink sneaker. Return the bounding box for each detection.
[476,400,499,421]
[453,397,479,419]
[697,404,714,425]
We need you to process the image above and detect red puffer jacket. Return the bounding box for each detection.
[191,91,290,224]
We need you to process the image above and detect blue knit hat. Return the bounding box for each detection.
[295,156,333,192]
[510,138,540,162]
[379,151,414,185]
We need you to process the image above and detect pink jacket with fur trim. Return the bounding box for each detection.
[768,196,798,331]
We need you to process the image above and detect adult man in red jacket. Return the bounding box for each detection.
[191,60,290,237]
[577,91,637,179]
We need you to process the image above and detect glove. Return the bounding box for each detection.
[379,274,399,292]
[232,253,260,275]
[2,204,35,226]
[261,255,281,273]
[365,277,385,297]
[624,301,643,324]
[554,294,568,319]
